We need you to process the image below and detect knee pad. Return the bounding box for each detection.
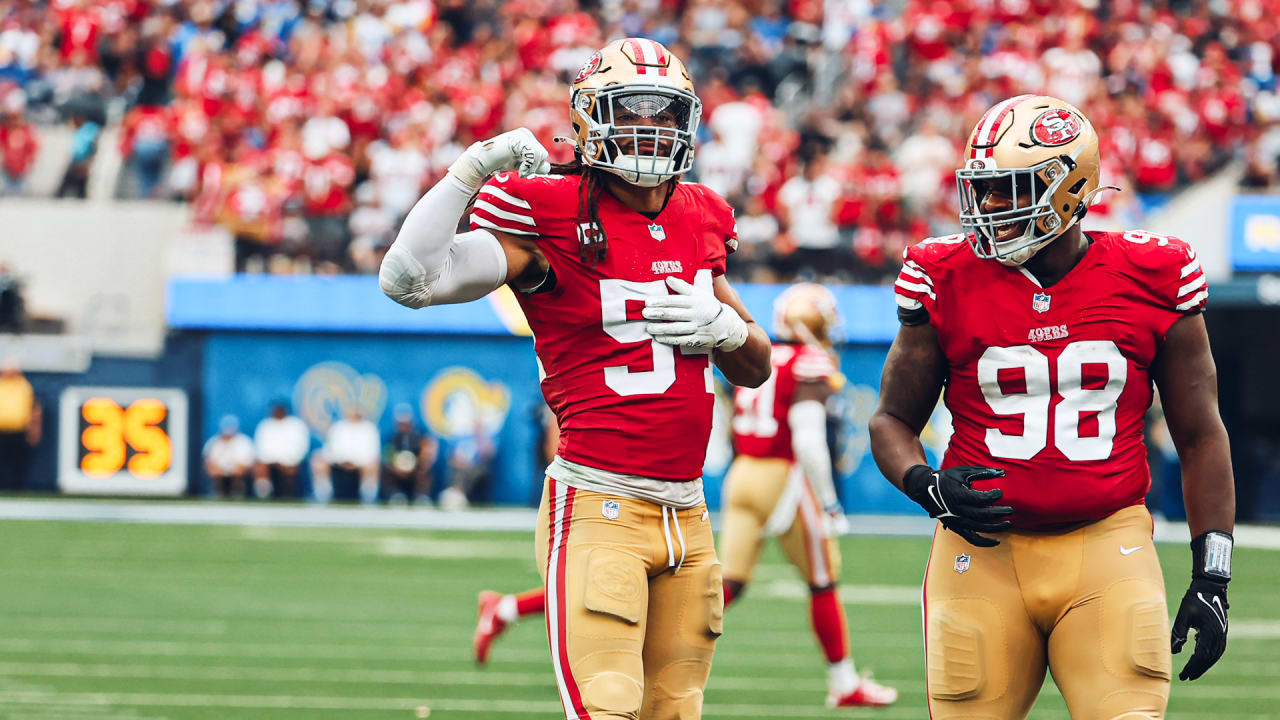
[704,563,724,637]
[926,598,1006,702]
[1096,689,1168,720]
[648,660,708,720]
[584,547,646,625]
[1101,580,1171,681]
[581,670,643,717]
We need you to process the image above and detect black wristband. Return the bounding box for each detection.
[1191,530,1233,581]
[902,465,934,501]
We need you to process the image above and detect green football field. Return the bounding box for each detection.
[0,518,1277,719]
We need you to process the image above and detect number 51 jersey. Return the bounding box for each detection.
[471,172,737,481]
[895,231,1208,529]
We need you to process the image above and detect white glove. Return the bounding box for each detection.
[447,127,551,190]
[825,505,851,536]
[643,276,749,351]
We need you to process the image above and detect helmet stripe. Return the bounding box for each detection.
[972,93,1034,158]
[627,38,650,74]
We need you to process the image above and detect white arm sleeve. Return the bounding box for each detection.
[789,400,839,510]
[378,173,510,308]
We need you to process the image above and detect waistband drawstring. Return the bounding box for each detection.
[661,506,686,574]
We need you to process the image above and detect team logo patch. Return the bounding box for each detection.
[651,260,682,274]
[574,51,602,84]
[1033,292,1052,313]
[649,223,666,241]
[602,499,620,520]
[954,554,971,574]
[1030,109,1082,147]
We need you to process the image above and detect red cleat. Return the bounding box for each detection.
[473,591,509,666]
[826,676,898,708]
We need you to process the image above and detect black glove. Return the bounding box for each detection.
[1171,530,1232,681]
[902,465,1013,548]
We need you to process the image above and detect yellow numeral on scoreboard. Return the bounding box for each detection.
[81,398,172,478]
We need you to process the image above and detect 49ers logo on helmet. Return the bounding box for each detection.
[1030,109,1082,146]
[574,52,602,84]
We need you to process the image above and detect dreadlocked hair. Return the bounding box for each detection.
[551,153,609,265]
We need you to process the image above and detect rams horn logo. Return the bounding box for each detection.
[1030,109,1082,147]
[422,367,511,441]
[293,361,387,438]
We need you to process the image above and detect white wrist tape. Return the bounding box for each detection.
[379,174,509,308]
[789,400,838,510]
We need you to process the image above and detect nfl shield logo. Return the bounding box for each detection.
[648,224,666,241]
[1032,292,1051,313]
[602,500,620,520]
[954,554,971,574]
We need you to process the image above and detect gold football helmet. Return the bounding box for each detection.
[956,94,1113,266]
[569,38,701,187]
[773,283,841,347]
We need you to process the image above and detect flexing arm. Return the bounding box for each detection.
[379,129,548,308]
[868,323,947,489]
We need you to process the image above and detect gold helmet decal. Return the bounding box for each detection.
[956,95,1115,266]
[570,38,701,187]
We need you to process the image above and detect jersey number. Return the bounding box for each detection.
[977,341,1126,461]
[599,270,714,397]
[733,346,792,438]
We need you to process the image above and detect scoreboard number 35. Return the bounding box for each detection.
[58,387,189,496]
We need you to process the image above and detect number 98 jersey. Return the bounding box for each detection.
[894,231,1208,529]
[471,172,737,481]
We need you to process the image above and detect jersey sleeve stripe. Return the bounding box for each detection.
[896,294,924,310]
[901,263,934,286]
[895,277,937,300]
[479,185,532,210]
[1175,289,1209,312]
[473,199,537,226]
[1176,274,1207,298]
[1180,258,1201,279]
[471,213,539,236]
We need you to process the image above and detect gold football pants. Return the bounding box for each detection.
[535,477,722,720]
[924,504,1171,719]
[719,456,840,588]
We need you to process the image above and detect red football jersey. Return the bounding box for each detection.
[471,172,737,480]
[732,343,836,461]
[895,230,1208,529]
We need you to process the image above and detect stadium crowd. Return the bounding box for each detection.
[1,0,1278,281]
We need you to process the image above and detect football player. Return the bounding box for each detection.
[721,283,898,708]
[380,38,772,720]
[869,95,1235,719]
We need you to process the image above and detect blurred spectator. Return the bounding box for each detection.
[776,153,843,278]
[203,415,254,498]
[0,262,24,332]
[55,110,101,199]
[320,407,380,503]
[440,421,495,511]
[348,182,397,273]
[119,103,172,198]
[0,358,39,491]
[0,89,37,196]
[381,403,437,505]
[252,401,310,500]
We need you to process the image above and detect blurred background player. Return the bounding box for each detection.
[380,38,771,719]
[870,95,1235,719]
[720,283,897,708]
[381,403,437,505]
[251,400,310,500]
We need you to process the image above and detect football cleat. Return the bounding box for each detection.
[826,675,899,708]
[473,590,508,666]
